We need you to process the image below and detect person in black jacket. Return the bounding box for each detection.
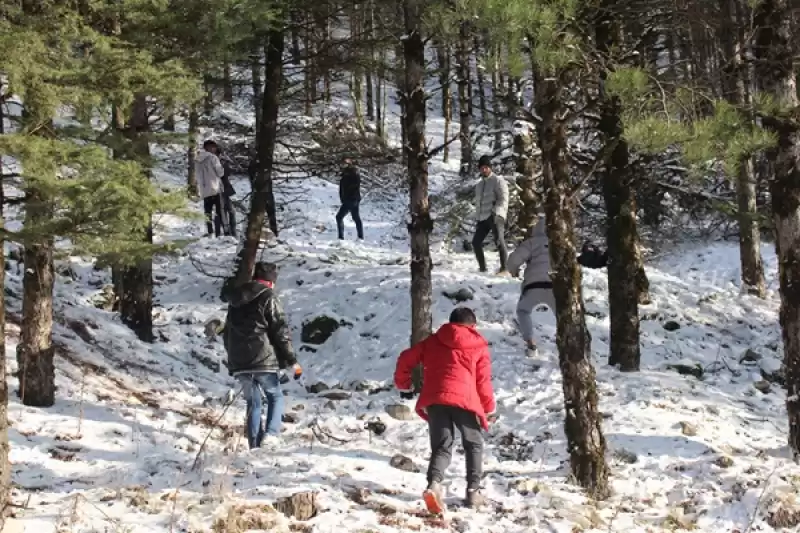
[223,262,302,448]
[336,157,364,240]
[577,241,608,269]
[218,151,237,237]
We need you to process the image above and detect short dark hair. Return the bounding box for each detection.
[449,307,477,326]
[478,155,492,168]
[203,139,218,151]
[253,261,278,283]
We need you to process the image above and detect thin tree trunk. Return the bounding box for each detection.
[402,0,432,394]
[376,49,385,139]
[290,9,301,65]
[597,1,642,372]
[753,0,800,456]
[365,1,375,122]
[0,86,9,530]
[187,104,198,196]
[163,100,175,132]
[456,21,472,176]
[251,45,263,135]
[18,189,55,407]
[237,28,284,285]
[436,43,452,163]
[117,95,154,343]
[513,124,539,234]
[223,61,234,102]
[395,36,407,164]
[304,15,315,116]
[533,61,610,498]
[491,45,503,150]
[474,36,488,124]
[720,0,766,297]
[203,74,214,115]
[350,6,365,131]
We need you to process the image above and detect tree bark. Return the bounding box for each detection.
[365,2,375,122]
[720,0,766,298]
[222,61,234,102]
[436,43,452,163]
[752,0,800,456]
[402,0,432,393]
[456,21,472,176]
[513,123,540,233]
[18,189,55,407]
[187,104,198,196]
[596,1,642,372]
[533,64,610,498]
[236,28,284,285]
[0,87,9,529]
[251,45,263,136]
[474,36,488,125]
[117,95,154,343]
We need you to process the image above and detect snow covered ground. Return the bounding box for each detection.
[6,105,800,532]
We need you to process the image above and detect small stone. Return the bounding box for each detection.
[204,318,223,339]
[714,455,734,468]
[292,403,306,411]
[740,349,762,364]
[679,421,698,437]
[442,287,474,303]
[385,404,415,421]
[512,478,541,495]
[666,363,704,380]
[663,320,681,332]
[753,380,771,394]
[389,454,418,472]
[307,382,330,394]
[323,401,336,410]
[282,413,298,424]
[612,448,638,464]
[273,491,319,521]
[318,390,351,401]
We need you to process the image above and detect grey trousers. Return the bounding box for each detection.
[427,404,484,490]
[516,288,556,344]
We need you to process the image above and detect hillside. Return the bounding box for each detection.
[6,129,799,532]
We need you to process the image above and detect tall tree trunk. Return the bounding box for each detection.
[0,87,9,529]
[187,104,199,196]
[365,3,375,123]
[491,45,503,150]
[402,0,432,393]
[290,10,302,65]
[117,95,154,343]
[163,100,175,132]
[596,2,642,372]
[223,61,234,102]
[17,189,55,407]
[304,15,315,116]
[395,37,407,164]
[251,45,263,135]
[456,21,472,176]
[350,6,365,131]
[474,36,488,125]
[533,63,610,498]
[513,123,539,233]
[720,0,766,298]
[376,48,385,139]
[203,74,214,116]
[237,28,284,285]
[436,43,452,163]
[753,0,800,456]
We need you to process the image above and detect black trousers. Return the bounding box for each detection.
[336,200,364,239]
[222,195,236,237]
[472,216,508,272]
[203,195,223,237]
[427,404,484,490]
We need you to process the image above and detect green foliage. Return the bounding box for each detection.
[0,1,200,265]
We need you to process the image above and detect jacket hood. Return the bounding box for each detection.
[435,323,488,350]
[196,150,215,164]
[227,281,268,308]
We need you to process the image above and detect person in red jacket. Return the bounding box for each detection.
[394,307,496,513]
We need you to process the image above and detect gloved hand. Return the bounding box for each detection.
[291,363,303,380]
[400,391,415,400]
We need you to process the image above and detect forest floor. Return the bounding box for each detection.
[6,103,800,533]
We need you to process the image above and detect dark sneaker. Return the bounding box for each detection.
[465,488,486,509]
[525,341,539,359]
[423,482,445,515]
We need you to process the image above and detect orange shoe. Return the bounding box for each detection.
[423,482,445,515]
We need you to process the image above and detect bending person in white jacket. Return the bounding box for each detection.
[195,140,225,237]
[507,211,555,357]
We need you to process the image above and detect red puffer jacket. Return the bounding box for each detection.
[394,323,496,430]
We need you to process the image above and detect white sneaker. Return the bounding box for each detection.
[525,345,539,358]
[259,435,281,449]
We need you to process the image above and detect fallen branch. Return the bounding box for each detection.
[191,387,242,471]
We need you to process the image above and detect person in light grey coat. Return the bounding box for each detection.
[507,212,554,356]
[195,140,225,237]
[472,155,510,274]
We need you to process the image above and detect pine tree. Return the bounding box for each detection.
[0,2,194,404]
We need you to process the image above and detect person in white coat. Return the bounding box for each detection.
[472,155,510,275]
[195,140,225,237]
[507,211,554,357]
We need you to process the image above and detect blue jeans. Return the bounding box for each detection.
[237,372,284,449]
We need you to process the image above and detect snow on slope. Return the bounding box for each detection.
[6,106,800,532]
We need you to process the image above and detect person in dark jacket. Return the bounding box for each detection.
[218,151,237,237]
[577,241,608,269]
[336,157,364,240]
[224,262,302,448]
